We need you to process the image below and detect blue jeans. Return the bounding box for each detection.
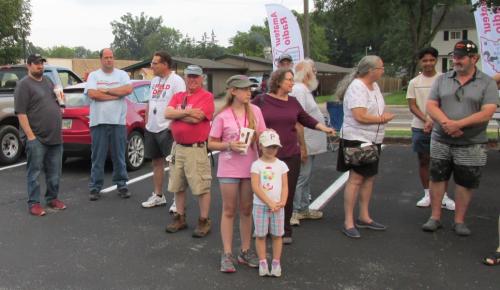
[89,124,128,192]
[293,155,315,212]
[25,139,62,206]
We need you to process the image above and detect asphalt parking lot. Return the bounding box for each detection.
[0,145,499,290]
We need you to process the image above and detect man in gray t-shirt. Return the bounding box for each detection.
[422,40,498,236]
[14,54,67,216]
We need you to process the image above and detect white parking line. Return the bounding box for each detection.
[101,151,220,193]
[309,145,386,210]
[309,172,349,210]
[0,161,27,172]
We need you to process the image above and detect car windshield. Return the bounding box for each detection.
[0,68,54,92]
[65,91,90,107]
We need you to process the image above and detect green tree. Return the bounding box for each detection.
[143,27,182,57]
[73,46,99,58]
[46,46,77,58]
[110,12,164,59]
[293,11,331,63]
[314,0,470,76]
[228,25,270,57]
[0,0,31,64]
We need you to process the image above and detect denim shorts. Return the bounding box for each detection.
[218,177,248,184]
[411,128,431,154]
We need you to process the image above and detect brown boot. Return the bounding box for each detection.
[165,213,187,233]
[192,217,211,238]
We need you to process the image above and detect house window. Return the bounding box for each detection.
[450,31,462,40]
[442,57,448,72]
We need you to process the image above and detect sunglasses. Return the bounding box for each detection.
[454,86,464,102]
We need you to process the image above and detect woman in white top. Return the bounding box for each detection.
[335,55,394,239]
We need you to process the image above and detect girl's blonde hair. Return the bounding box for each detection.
[216,87,257,141]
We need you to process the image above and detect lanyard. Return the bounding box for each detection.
[230,108,247,134]
[153,76,170,115]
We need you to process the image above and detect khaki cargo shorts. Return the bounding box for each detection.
[168,144,212,195]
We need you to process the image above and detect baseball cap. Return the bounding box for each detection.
[278,53,293,63]
[27,54,47,64]
[452,40,478,57]
[226,75,258,88]
[184,65,203,76]
[259,130,282,148]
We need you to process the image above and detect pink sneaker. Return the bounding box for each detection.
[29,204,46,216]
[48,199,67,210]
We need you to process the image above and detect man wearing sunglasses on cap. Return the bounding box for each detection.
[422,40,498,236]
[164,65,214,238]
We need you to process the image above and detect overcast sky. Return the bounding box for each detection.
[29,0,314,51]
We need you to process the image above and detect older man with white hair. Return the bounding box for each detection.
[289,59,326,226]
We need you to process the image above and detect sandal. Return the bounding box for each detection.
[483,251,500,266]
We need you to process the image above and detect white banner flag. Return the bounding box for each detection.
[265,4,304,70]
[472,0,500,76]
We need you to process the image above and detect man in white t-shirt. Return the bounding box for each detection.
[141,51,186,209]
[406,47,455,210]
[85,48,133,201]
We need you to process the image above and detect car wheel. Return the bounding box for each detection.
[0,125,23,165]
[126,131,145,171]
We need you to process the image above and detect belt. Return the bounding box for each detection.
[178,142,206,147]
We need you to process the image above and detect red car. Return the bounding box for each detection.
[62,80,150,171]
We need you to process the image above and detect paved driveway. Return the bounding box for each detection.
[0,145,498,289]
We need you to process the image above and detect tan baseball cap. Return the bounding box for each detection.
[259,130,282,147]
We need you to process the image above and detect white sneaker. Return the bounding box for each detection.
[169,198,177,214]
[259,261,270,277]
[270,262,282,277]
[141,192,166,208]
[441,194,455,211]
[416,194,430,207]
[290,212,300,226]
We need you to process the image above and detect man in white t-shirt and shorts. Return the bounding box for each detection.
[141,51,186,209]
[406,47,455,210]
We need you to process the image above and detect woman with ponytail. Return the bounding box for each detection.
[336,55,394,239]
[208,75,267,273]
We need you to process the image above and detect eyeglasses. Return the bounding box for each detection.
[187,75,201,79]
[374,67,385,70]
[284,78,294,82]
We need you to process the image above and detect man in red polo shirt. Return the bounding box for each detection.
[164,65,214,238]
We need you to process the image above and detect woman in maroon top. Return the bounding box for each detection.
[253,68,335,244]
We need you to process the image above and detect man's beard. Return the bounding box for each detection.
[31,70,43,78]
[307,77,319,91]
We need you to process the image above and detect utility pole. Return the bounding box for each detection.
[303,0,310,58]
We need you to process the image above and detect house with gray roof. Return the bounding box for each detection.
[122,57,245,97]
[430,5,478,72]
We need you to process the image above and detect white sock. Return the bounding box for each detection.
[424,189,430,197]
